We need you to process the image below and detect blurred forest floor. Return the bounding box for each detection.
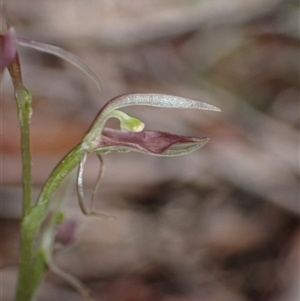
[1,1,299,301]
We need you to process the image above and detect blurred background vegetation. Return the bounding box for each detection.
[1,1,299,300]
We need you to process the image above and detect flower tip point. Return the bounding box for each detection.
[207,104,221,112]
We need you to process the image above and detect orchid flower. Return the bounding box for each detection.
[76,93,220,216]
[83,93,220,152]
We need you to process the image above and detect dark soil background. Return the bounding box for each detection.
[1,1,299,300]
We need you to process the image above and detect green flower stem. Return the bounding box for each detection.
[7,55,44,301]
[15,144,83,301]
[15,234,47,301]
[9,54,84,301]
[8,55,33,216]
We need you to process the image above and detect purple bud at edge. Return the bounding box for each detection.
[0,26,17,71]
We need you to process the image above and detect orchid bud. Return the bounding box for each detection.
[54,218,78,247]
[0,26,17,71]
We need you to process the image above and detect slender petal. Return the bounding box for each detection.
[17,38,103,90]
[103,94,221,112]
